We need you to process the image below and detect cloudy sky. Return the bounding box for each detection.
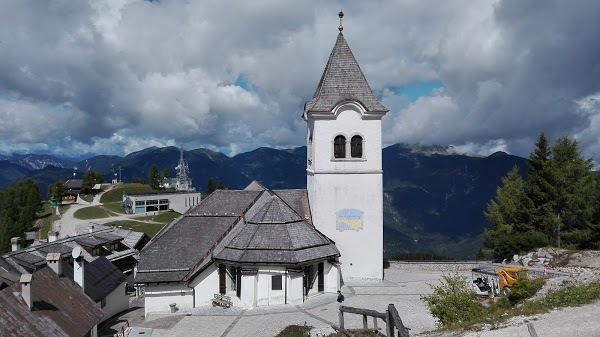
[1,0,600,160]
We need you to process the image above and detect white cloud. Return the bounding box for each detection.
[1,0,600,160]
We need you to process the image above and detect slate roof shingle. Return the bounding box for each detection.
[304,33,388,115]
[63,256,126,302]
[0,267,103,337]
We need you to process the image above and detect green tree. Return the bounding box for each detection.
[526,132,558,237]
[483,166,548,259]
[206,178,216,195]
[149,164,160,189]
[550,136,597,248]
[0,179,43,252]
[422,273,483,327]
[81,170,104,194]
[48,180,65,203]
[161,168,171,179]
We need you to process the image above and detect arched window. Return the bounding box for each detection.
[334,135,346,158]
[351,135,363,158]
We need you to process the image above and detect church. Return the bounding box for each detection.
[135,15,388,315]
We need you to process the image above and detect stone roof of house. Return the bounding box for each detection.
[0,266,103,337]
[136,185,338,284]
[63,256,126,302]
[213,195,339,265]
[3,227,147,275]
[304,33,388,115]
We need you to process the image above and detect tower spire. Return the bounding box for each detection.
[338,11,344,32]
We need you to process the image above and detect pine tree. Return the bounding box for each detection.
[550,136,597,248]
[526,132,557,237]
[206,178,216,195]
[149,165,161,189]
[483,166,548,259]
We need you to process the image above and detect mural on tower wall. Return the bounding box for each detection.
[336,209,363,231]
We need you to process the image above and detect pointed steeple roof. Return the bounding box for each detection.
[304,32,388,115]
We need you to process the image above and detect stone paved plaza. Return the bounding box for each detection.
[122,263,466,337]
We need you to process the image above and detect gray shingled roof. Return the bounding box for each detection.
[0,267,103,337]
[273,189,312,225]
[187,190,261,216]
[304,33,388,114]
[213,194,339,266]
[248,196,302,224]
[63,256,126,302]
[136,216,238,282]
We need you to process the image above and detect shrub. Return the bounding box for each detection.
[275,324,312,337]
[421,273,484,327]
[508,276,546,305]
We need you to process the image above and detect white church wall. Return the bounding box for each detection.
[256,267,286,307]
[325,262,340,293]
[144,284,194,316]
[190,264,219,307]
[240,274,257,308]
[99,282,129,323]
[286,272,304,305]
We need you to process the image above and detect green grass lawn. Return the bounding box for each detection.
[135,211,181,223]
[79,194,94,203]
[103,201,127,215]
[104,220,166,238]
[100,183,172,203]
[35,204,70,239]
[73,206,111,220]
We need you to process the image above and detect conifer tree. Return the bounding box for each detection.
[483,166,548,259]
[550,136,597,248]
[149,165,161,189]
[206,178,216,195]
[526,132,557,238]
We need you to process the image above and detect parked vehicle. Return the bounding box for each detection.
[471,266,527,296]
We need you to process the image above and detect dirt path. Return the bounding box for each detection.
[52,185,163,237]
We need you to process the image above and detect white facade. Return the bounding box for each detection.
[143,261,339,313]
[123,191,201,214]
[144,284,194,316]
[99,282,129,323]
[307,103,384,280]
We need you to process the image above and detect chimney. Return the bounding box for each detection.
[11,237,21,252]
[88,224,95,233]
[46,253,62,275]
[74,256,85,291]
[20,274,33,310]
[48,231,58,242]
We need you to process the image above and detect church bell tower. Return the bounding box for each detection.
[304,12,388,280]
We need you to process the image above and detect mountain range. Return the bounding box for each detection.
[0,144,528,259]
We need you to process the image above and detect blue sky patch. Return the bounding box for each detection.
[392,81,444,102]
[234,74,251,91]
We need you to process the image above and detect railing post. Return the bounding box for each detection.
[363,314,368,329]
[339,308,344,330]
[386,309,394,337]
[373,316,378,331]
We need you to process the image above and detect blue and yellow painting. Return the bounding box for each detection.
[336,209,363,231]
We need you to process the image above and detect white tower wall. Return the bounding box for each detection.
[307,104,384,280]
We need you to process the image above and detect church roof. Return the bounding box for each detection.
[304,33,388,115]
[213,194,339,266]
[136,184,338,283]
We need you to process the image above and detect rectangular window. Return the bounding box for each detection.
[159,205,168,211]
[146,199,158,205]
[159,199,169,204]
[135,201,145,206]
[272,275,283,291]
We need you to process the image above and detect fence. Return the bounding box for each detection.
[332,304,410,337]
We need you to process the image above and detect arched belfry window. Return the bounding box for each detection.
[351,135,363,158]
[334,135,346,158]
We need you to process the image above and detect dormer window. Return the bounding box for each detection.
[334,135,346,158]
[351,135,363,158]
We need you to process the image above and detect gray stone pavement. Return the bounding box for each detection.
[107,263,600,337]
[123,266,449,337]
